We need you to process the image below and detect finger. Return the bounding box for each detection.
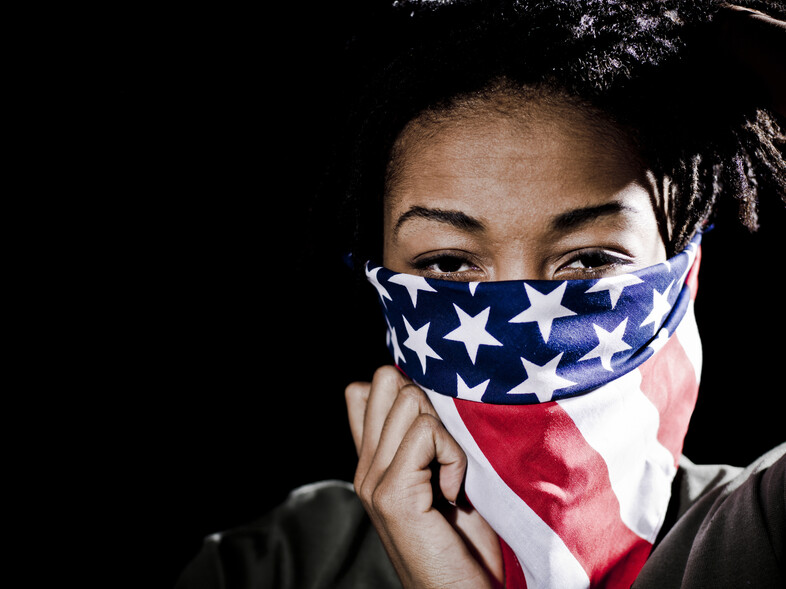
[345,381,370,455]
[380,413,468,513]
[365,384,437,487]
[432,419,468,506]
[361,412,497,587]
[356,366,410,479]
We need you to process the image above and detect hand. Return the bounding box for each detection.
[713,4,786,117]
[345,366,503,589]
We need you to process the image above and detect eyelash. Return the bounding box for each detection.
[412,254,480,280]
[412,249,630,280]
[558,249,627,279]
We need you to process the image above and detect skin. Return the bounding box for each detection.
[342,6,786,587]
[346,96,669,588]
[383,102,666,282]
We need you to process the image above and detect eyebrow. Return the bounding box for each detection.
[393,201,633,237]
[394,205,486,236]
[550,202,632,232]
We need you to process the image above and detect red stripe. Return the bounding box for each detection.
[637,335,699,465]
[454,398,652,587]
[499,537,527,589]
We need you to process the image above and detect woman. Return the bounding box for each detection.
[177,1,785,587]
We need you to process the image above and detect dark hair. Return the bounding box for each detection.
[309,0,786,271]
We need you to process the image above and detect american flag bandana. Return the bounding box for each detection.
[365,234,702,588]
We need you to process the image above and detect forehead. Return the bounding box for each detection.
[384,95,644,215]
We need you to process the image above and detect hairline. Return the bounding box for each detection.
[383,79,652,215]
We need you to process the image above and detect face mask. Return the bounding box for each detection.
[365,234,702,588]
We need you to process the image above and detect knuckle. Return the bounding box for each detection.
[357,474,397,518]
[396,383,425,407]
[371,365,406,390]
[411,413,448,448]
[355,473,374,504]
[370,482,397,516]
[352,469,363,493]
[344,381,368,403]
[372,364,399,379]
[412,412,440,434]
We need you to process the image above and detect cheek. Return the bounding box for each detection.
[647,224,668,264]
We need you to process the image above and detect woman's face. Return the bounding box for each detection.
[382,100,667,282]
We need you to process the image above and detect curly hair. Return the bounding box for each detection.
[309,0,785,270]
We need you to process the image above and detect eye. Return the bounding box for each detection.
[412,254,481,280]
[555,249,631,279]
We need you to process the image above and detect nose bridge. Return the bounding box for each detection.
[491,239,542,281]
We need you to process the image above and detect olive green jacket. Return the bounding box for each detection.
[176,443,785,588]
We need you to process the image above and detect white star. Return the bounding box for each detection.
[640,281,673,334]
[365,266,392,305]
[579,318,632,371]
[468,282,480,296]
[386,320,406,366]
[584,273,643,308]
[443,305,503,363]
[507,353,577,402]
[456,374,489,402]
[509,282,576,342]
[388,273,437,308]
[402,316,442,373]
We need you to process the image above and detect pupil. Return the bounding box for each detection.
[438,258,463,272]
[582,253,608,268]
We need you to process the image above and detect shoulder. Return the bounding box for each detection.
[636,443,786,588]
[175,480,401,589]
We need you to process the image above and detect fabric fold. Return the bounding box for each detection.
[366,235,703,588]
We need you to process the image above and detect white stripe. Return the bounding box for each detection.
[421,304,701,585]
[426,389,591,589]
[674,300,702,382]
[557,371,675,543]
[555,303,701,543]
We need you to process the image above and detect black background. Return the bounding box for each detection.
[72,3,784,586]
